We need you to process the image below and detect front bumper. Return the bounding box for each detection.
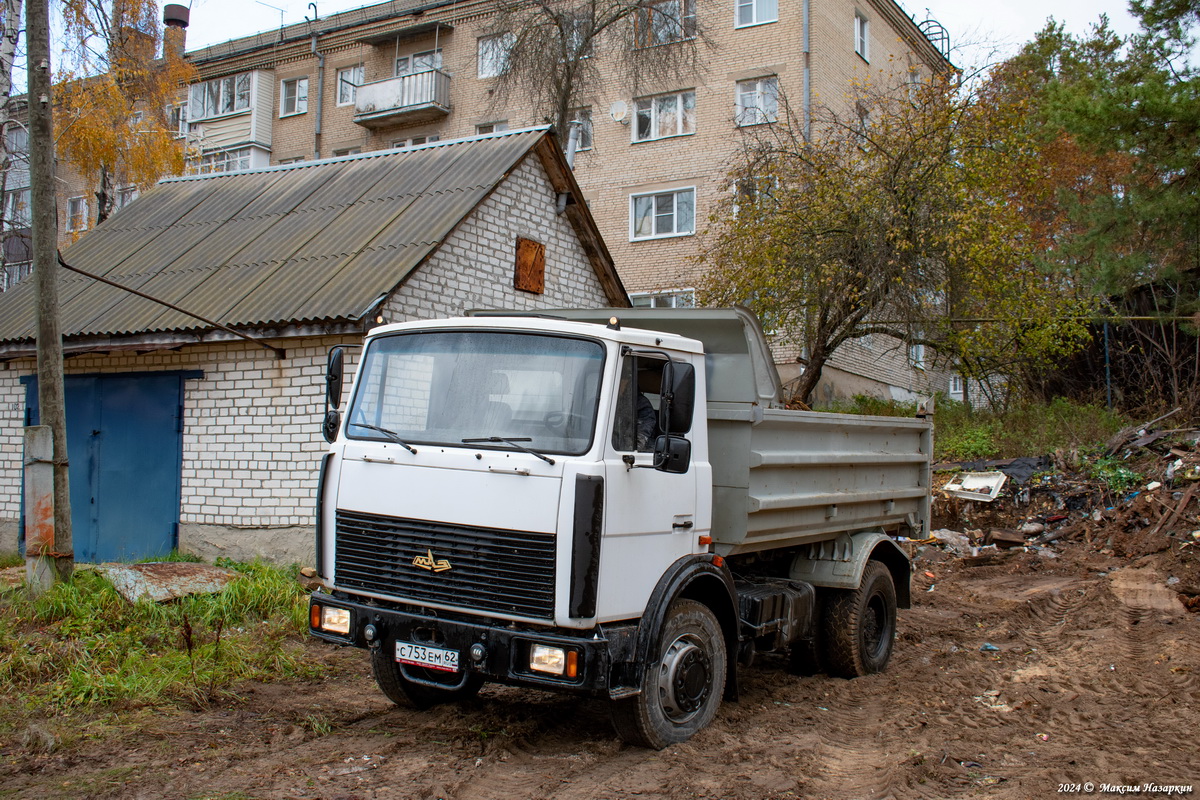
[310,591,639,697]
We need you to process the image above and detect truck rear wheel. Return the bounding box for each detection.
[609,599,727,749]
[822,560,896,678]
[370,647,484,710]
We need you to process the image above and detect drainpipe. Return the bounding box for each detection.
[803,0,811,140]
[556,121,580,215]
[312,33,325,159]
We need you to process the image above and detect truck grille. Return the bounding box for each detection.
[334,510,556,619]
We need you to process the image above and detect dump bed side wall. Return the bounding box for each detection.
[709,403,931,556]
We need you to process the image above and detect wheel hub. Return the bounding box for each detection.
[657,635,712,722]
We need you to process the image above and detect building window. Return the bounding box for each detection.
[568,108,593,151]
[5,124,27,157]
[631,188,695,240]
[188,73,251,121]
[736,0,777,27]
[277,157,305,165]
[908,342,925,370]
[636,0,696,47]
[332,147,362,157]
[949,375,964,399]
[396,49,441,76]
[4,188,30,228]
[280,77,308,116]
[167,102,188,137]
[190,147,252,175]
[392,135,440,149]
[336,65,363,106]
[66,196,88,231]
[634,90,696,142]
[735,76,778,126]
[478,33,515,78]
[477,121,509,135]
[631,288,695,308]
[116,186,139,209]
[854,12,870,61]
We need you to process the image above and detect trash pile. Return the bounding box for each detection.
[919,412,1200,611]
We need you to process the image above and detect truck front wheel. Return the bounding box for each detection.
[822,560,897,678]
[370,647,484,710]
[609,599,727,749]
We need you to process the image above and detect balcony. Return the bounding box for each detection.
[353,70,451,129]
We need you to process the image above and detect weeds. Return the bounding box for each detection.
[831,395,1128,461]
[0,560,324,716]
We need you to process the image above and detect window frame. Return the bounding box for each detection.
[336,65,364,107]
[66,196,89,232]
[476,121,510,135]
[630,288,696,308]
[187,73,252,122]
[568,108,593,151]
[279,77,309,117]
[395,48,442,77]
[854,12,870,61]
[633,90,696,142]
[629,187,696,241]
[735,76,779,126]
[735,0,777,28]
[3,188,31,228]
[477,32,516,78]
[635,0,697,47]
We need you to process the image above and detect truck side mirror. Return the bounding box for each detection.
[653,434,692,474]
[326,347,346,410]
[658,361,695,435]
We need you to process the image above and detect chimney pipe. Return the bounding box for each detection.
[163,3,189,60]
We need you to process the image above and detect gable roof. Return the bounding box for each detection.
[0,127,625,356]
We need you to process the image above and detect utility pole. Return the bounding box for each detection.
[26,0,72,590]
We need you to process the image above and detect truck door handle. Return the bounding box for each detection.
[673,520,694,529]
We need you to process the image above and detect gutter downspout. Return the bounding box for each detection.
[557,122,581,215]
[312,33,325,159]
[803,0,811,140]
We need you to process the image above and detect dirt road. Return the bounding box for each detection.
[5,538,1197,800]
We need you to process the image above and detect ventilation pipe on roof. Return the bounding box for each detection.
[163,3,189,60]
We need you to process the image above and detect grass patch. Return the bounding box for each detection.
[0,552,22,569]
[829,395,1128,460]
[0,559,322,715]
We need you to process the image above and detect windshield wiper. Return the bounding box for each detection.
[461,436,555,465]
[349,422,417,454]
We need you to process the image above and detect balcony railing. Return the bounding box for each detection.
[353,69,451,129]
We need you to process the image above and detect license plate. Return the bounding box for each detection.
[395,641,459,672]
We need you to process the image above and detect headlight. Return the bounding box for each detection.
[313,605,351,635]
[530,644,566,675]
[529,644,579,677]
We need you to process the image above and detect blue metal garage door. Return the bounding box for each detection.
[24,371,196,563]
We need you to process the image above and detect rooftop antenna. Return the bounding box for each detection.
[255,0,286,40]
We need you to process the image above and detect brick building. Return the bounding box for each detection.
[12,0,956,402]
[0,128,626,562]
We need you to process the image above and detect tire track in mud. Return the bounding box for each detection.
[802,679,920,800]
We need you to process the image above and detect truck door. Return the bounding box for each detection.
[598,353,699,622]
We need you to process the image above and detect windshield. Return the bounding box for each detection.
[346,330,606,456]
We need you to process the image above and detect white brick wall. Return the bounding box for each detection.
[381,154,610,322]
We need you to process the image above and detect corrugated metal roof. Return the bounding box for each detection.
[0,128,619,346]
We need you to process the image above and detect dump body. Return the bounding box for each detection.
[506,306,932,553]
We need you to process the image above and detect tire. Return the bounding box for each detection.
[609,599,727,750]
[370,646,484,710]
[822,560,897,678]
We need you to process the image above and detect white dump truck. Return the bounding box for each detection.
[309,307,931,748]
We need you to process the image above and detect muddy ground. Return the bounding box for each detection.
[4,482,1200,799]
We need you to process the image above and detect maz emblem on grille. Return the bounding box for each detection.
[412,549,452,572]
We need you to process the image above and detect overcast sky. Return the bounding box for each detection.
[182,0,1142,69]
